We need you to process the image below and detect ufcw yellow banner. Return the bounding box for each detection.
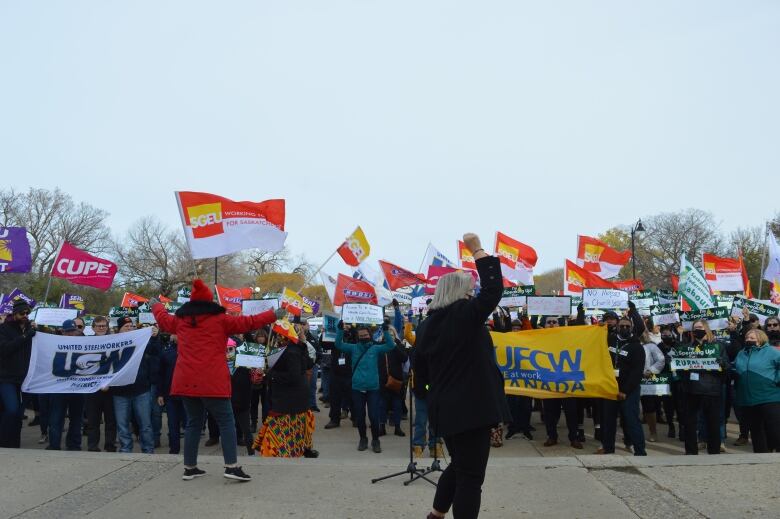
[491,326,618,400]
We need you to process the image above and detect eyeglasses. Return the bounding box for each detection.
[94,324,108,328]
[16,311,31,316]
[76,325,84,329]
[766,323,780,328]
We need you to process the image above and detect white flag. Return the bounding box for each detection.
[763,232,780,283]
[22,328,152,394]
[320,272,337,304]
[422,243,456,269]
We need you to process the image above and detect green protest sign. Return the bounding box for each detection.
[730,296,780,325]
[499,286,536,307]
[649,304,680,326]
[656,289,678,305]
[640,373,671,396]
[680,306,730,331]
[679,256,716,311]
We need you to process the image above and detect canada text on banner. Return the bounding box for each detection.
[22,327,153,393]
[175,191,287,260]
[492,326,618,399]
[51,242,117,291]
[0,227,33,273]
[337,226,370,267]
[576,235,631,279]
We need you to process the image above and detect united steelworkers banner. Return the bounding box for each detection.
[175,191,287,259]
[22,328,153,393]
[492,325,618,400]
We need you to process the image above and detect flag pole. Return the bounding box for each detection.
[416,243,431,277]
[43,240,64,303]
[758,221,769,298]
[300,249,338,290]
[214,258,218,286]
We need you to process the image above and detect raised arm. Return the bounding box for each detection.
[460,233,503,325]
[151,303,178,334]
[223,309,280,336]
[377,330,396,353]
[334,329,356,355]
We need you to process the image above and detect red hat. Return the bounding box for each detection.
[190,279,214,302]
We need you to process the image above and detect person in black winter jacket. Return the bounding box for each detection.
[323,330,352,429]
[227,338,253,455]
[157,334,186,454]
[597,315,647,456]
[416,233,510,519]
[0,300,36,448]
[377,326,409,437]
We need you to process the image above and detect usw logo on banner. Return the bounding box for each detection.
[491,325,618,400]
[22,328,152,393]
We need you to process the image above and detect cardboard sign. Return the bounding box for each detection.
[730,296,780,325]
[241,298,279,316]
[526,296,571,316]
[499,286,536,308]
[30,308,79,327]
[235,353,265,369]
[341,303,384,325]
[583,289,629,310]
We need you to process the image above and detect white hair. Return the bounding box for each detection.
[428,271,474,311]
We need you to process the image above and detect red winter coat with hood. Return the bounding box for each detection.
[152,280,276,398]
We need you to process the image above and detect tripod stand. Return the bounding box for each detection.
[371,369,443,487]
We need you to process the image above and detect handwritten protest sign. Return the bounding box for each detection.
[527,296,571,316]
[138,312,156,324]
[31,308,79,327]
[582,289,629,310]
[499,286,536,307]
[341,303,384,325]
[241,298,279,316]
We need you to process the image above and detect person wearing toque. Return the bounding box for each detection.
[0,300,36,448]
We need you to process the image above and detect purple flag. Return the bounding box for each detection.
[0,227,33,274]
[59,293,86,314]
[302,295,320,315]
[0,288,36,314]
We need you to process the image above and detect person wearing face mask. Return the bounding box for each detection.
[597,316,647,455]
[657,326,682,439]
[765,317,780,349]
[639,331,666,442]
[674,319,729,455]
[335,321,396,453]
[0,300,37,448]
[732,328,780,452]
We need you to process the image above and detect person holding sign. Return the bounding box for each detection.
[673,319,729,455]
[0,300,36,448]
[732,328,780,453]
[335,321,396,453]
[150,279,285,482]
[414,233,509,519]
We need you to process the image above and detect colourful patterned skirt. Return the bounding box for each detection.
[252,410,315,457]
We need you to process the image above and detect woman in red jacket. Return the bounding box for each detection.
[152,279,283,482]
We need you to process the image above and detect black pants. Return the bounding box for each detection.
[233,407,252,453]
[744,402,780,453]
[85,391,116,450]
[250,387,262,429]
[683,393,721,455]
[328,374,352,424]
[433,426,491,519]
[207,413,219,439]
[505,395,532,434]
[542,398,578,442]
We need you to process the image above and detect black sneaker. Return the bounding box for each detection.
[371,439,382,453]
[303,448,319,458]
[324,421,340,429]
[357,437,368,451]
[182,467,206,480]
[224,466,252,482]
[576,430,586,443]
[394,426,406,437]
[204,438,219,447]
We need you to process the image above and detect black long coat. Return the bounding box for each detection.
[268,342,312,415]
[415,255,511,437]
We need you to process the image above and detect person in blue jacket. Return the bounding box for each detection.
[335,321,395,453]
[733,328,780,453]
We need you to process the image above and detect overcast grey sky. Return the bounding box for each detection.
[1,1,778,278]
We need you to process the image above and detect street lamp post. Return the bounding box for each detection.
[630,219,645,279]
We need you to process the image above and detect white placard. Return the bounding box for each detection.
[341,303,384,325]
[411,295,430,313]
[241,298,279,316]
[653,312,680,326]
[583,289,629,310]
[526,296,571,316]
[31,308,79,327]
[235,354,265,369]
[138,312,157,324]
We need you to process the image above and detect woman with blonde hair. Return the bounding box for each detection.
[674,319,729,455]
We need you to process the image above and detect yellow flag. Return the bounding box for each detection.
[337,226,370,266]
[491,326,618,400]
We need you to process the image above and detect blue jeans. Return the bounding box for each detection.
[48,394,85,450]
[0,382,23,448]
[351,389,382,440]
[113,392,154,453]
[150,385,163,442]
[164,397,186,454]
[379,389,403,427]
[321,366,331,401]
[413,396,439,448]
[182,397,237,466]
[620,389,646,455]
[309,364,319,409]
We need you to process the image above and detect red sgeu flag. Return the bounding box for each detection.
[215,285,253,315]
[564,259,615,294]
[378,260,427,291]
[272,318,299,343]
[458,241,477,270]
[494,231,538,269]
[50,242,118,291]
[613,279,645,292]
[333,274,378,306]
[702,253,744,292]
[576,235,631,279]
[120,292,149,308]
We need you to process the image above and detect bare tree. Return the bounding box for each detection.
[0,187,111,276]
